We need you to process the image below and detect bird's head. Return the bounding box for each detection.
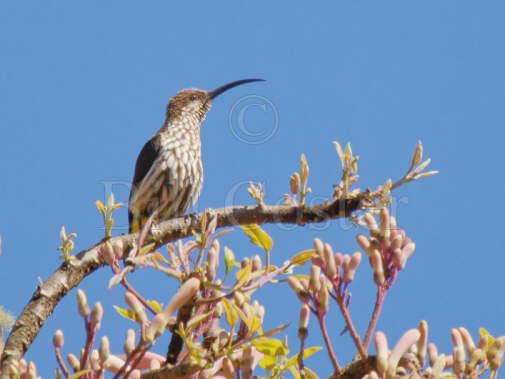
[165,79,265,124]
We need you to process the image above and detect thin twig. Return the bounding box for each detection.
[317,312,341,374]
[363,286,386,350]
[335,293,367,359]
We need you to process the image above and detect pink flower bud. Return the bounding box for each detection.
[162,277,201,318]
[417,320,428,367]
[458,327,475,353]
[298,304,310,341]
[112,239,125,260]
[375,331,389,374]
[124,328,136,354]
[313,238,324,259]
[240,345,254,379]
[309,264,321,293]
[370,249,385,286]
[334,252,344,267]
[101,241,115,265]
[27,361,37,379]
[67,353,80,371]
[90,349,100,370]
[317,280,329,314]
[287,276,307,302]
[428,343,438,367]
[252,255,262,272]
[390,234,403,251]
[90,302,103,332]
[452,346,465,374]
[356,234,371,253]
[364,213,378,233]
[124,292,147,325]
[206,239,220,282]
[388,329,420,371]
[451,328,464,350]
[145,314,168,342]
[380,208,391,246]
[99,336,110,362]
[402,242,415,261]
[344,253,361,283]
[324,243,337,278]
[52,330,64,348]
[76,289,90,318]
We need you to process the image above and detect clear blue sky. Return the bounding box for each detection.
[1,1,504,377]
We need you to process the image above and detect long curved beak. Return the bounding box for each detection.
[208,78,265,99]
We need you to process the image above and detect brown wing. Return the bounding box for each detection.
[128,136,160,230]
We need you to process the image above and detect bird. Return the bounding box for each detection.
[128,78,265,233]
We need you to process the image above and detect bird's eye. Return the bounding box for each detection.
[190,94,198,101]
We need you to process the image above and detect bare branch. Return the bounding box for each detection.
[0,195,366,374]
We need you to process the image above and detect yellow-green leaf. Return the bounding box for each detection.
[283,346,322,371]
[224,246,235,275]
[147,300,162,313]
[258,354,277,370]
[69,369,92,379]
[480,328,495,352]
[302,367,319,379]
[252,337,289,357]
[260,323,290,337]
[113,306,136,321]
[241,224,273,252]
[235,262,252,288]
[221,298,238,328]
[95,200,105,215]
[187,311,212,332]
[290,249,316,266]
[138,242,155,256]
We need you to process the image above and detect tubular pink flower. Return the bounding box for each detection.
[450,328,464,350]
[374,331,389,374]
[388,329,421,372]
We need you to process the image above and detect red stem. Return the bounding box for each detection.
[335,292,367,359]
[79,318,95,372]
[54,347,69,378]
[363,286,386,350]
[316,313,341,374]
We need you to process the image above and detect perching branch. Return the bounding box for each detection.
[0,195,366,374]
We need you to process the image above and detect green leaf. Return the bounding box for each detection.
[241,224,273,252]
[253,337,289,357]
[259,354,277,370]
[113,305,136,321]
[290,249,316,266]
[221,298,238,328]
[283,346,322,372]
[147,300,162,313]
[224,246,236,276]
[235,262,252,288]
[69,370,92,379]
